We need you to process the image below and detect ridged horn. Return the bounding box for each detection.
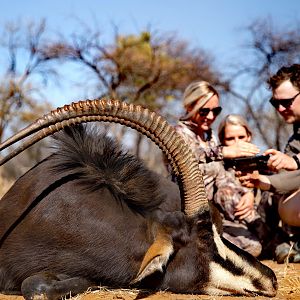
[0,99,208,217]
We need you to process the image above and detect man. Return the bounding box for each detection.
[265,64,300,172]
[239,64,300,263]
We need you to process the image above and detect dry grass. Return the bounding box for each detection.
[66,287,140,300]
[277,262,300,294]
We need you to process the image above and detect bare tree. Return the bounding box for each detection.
[43,24,225,159]
[0,20,63,180]
[0,20,61,141]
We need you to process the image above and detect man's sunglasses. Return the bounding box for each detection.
[198,106,222,117]
[269,92,300,109]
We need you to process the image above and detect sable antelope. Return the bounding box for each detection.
[0,99,277,299]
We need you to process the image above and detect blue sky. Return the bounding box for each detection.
[1,0,300,107]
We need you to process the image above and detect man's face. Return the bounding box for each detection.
[272,80,300,124]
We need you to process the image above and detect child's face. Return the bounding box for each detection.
[223,124,251,146]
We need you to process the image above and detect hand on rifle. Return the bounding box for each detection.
[222,141,260,159]
[234,191,255,220]
[264,149,298,171]
[237,170,271,191]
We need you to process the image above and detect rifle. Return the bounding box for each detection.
[223,155,270,173]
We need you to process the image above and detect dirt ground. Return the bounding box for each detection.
[1,261,299,300]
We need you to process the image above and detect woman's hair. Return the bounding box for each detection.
[218,114,252,144]
[268,64,300,91]
[181,81,219,120]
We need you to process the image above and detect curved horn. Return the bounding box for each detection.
[0,99,208,217]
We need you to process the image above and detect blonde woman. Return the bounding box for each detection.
[218,114,252,147]
[218,114,285,260]
[217,114,256,221]
[173,81,263,257]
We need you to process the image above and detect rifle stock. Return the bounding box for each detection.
[224,155,270,172]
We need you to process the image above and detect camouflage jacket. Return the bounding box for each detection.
[174,120,249,202]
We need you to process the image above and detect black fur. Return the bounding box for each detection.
[51,125,163,214]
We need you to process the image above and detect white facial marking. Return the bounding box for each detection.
[209,224,276,296]
[212,224,227,260]
[212,224,261,278]
[206,261,254,295]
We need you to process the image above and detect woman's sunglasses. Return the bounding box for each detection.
[198,106,222,117]
[269,92,300,109]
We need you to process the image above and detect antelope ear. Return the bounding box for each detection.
[131,229,174,284]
